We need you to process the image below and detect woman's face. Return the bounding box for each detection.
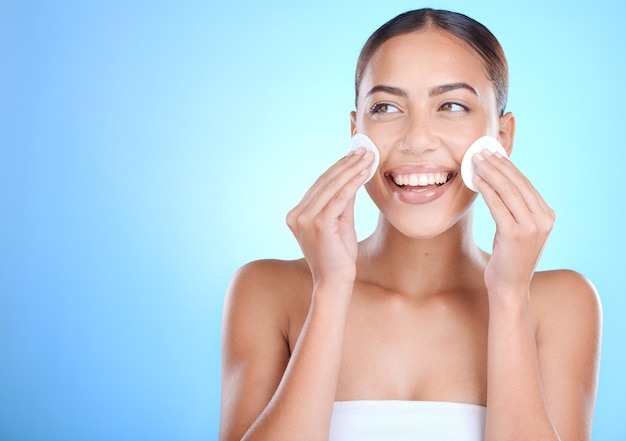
[352,29,514,239]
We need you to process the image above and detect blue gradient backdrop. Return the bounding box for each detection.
[2,1,624,439]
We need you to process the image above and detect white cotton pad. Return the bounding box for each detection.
[461,136,508,192]
[349,133,380,183]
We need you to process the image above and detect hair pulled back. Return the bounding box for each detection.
[355,8,509,116]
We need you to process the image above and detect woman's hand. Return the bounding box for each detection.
[286,148,374,290]
[472,150,556,298]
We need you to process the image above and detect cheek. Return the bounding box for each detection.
[358,119,404,156]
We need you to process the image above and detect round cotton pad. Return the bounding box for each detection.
[461,136,508,192]
[349,133,380,183]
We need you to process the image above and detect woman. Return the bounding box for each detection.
[220,8,601,441]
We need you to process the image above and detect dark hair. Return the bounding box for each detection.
[355,8,508,116]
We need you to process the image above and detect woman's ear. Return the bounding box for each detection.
[350,111,357,136]
[498,112,516,156]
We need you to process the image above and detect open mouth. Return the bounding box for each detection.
[387,171,454,189]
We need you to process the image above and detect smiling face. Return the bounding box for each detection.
[352,28,514,239]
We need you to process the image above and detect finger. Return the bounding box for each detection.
[473,172,518,228]
[303,154,372,220]
[287,171,366,248]
[473,151,557,243]
[473,151,534,225]
[294,148,371,214]
[300,150,373,216]
[287,150,372,230]
[483,151,554,218]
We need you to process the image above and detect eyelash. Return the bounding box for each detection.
[369,103,399,115]
[439,102,469,112]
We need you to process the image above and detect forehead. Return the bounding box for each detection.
[360,29,492,96]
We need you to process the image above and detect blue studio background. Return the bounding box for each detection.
[2,0,624,439]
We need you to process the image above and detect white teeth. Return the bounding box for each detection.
[392,172,450,187]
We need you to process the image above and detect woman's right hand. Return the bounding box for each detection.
[286,148,374,290]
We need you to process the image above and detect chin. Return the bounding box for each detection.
[370,190,476,241]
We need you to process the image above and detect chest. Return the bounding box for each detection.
[336,290,489,403]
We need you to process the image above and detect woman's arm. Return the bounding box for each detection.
[220,149,374,441]
[473,150,601,441]
[219,261,351,441]
[534,270,601,440]
[484,270,601,441]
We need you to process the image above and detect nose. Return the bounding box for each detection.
[399,113,440,156]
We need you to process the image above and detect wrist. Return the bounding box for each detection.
[487,287,531,313]
[311,280,354,309]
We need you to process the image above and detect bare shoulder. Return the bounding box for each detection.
[529,269,602,366]
[222,257,313,352]
[530,269,602,325]
[225,258,312,314]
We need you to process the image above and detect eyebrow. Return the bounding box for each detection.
[365,82,478,99]
[365,85,408,98]
[429,82,478,97]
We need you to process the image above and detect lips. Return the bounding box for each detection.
[383,165,456,204]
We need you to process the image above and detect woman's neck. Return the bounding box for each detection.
[357,213,488,298]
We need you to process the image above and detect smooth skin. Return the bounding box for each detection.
[220,29,601,441]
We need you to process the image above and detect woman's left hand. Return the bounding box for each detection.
[472,149,557,298]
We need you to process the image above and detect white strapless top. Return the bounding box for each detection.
[328,400,486,441]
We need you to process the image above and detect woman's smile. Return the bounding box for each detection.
[382,163,458,204]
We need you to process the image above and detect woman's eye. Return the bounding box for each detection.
[439,102,468,112]
[370,103,400,114]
